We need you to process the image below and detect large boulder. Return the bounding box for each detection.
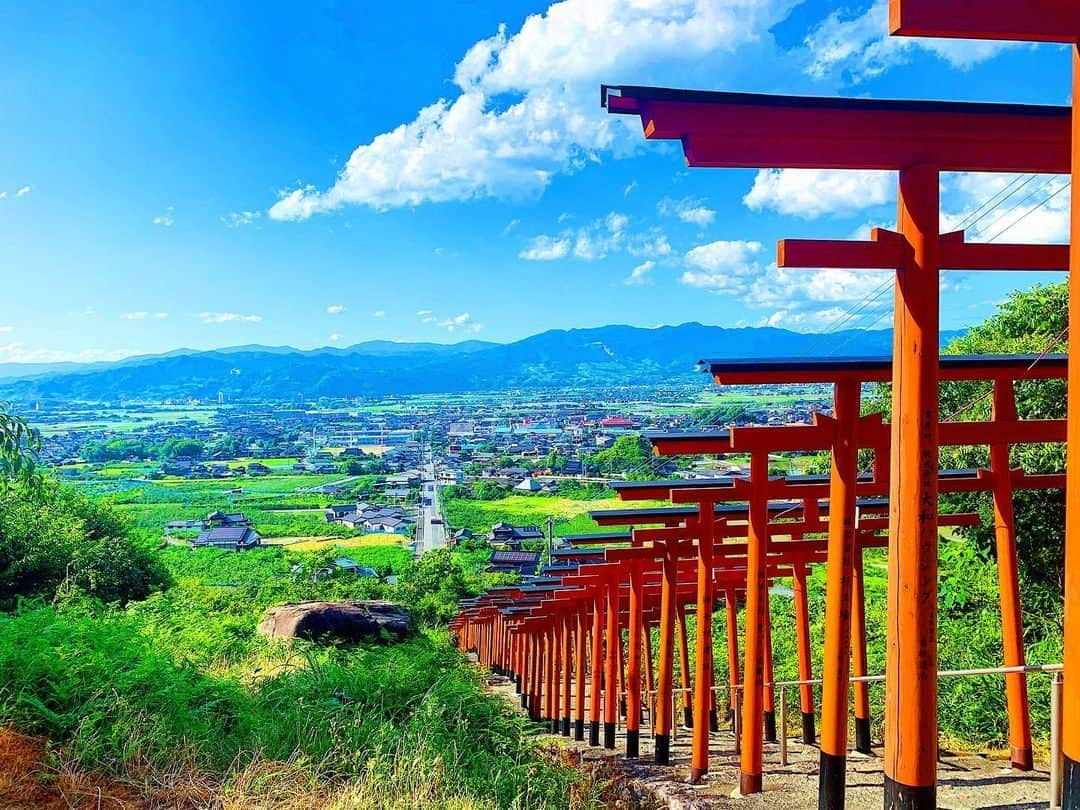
[257,600,411,643]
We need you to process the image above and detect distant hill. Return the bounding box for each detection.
[0,323,964,402]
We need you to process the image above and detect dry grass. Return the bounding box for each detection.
[0,729,501,810]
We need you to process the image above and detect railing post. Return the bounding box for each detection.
[733,688,741,754]
[1053,672,1065,809]
[780,686,788,766]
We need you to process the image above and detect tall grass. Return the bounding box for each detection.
[0,547,599,808]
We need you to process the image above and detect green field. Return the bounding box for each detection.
[36,405,222,436]
[58,461,403,545]
[442,491,668,538]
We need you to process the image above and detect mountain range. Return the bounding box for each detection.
[0,322,964,402]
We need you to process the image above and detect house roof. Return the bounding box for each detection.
[194,526,259,543]
[489,550,542,565]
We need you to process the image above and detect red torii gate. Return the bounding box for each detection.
[645,353,1065,800]
[602,84,1069,808]
[777,230,1068,782]
[454,366,1064,804]
[884,4,1079,806]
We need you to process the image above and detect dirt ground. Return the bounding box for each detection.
[487,676,1052,810]
[0,728,151,809]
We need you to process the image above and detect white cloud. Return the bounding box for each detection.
[329,332,343,342]
[152,206,175,227]
[416,309,432,316]
[628,231,673,258]
[437,312,483,333]
[680,239,896,331]
[520,234,571,261]
[522,211,669,263]
[758,307,851,330]
[197,312,262,324]
[681,240,764,291]
[0,326,13,333]
[804,0,1020,83]
[327,304,346,315]
[121,311,169,320]
[15,186,30,198]
[373,310,386,318]
[624,180,638,196]
[502,218,521,235]
[222,210,261,228]
[658,196,717,227]
[744,168,894,219]
[624,260,655,286]
[268,0,801,219]
[941,172,1071,244]
[0,343,133,364]
[0,192,6,200]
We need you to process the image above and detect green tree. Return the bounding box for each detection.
[865,281,1067,614]
[939,282,1066,613]
[0,403,42,493]
[158,438,205,460]
[0,483,168,607]
[397,548,472,627]
[589,434,656,479]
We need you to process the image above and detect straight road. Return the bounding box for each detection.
[414,451,446,555]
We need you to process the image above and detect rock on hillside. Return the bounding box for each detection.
[257,600,411,643]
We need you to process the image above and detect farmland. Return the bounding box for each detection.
[442,491,671,539]
[55,460,415,573]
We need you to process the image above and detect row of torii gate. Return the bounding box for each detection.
[454,355,1064,807]
[454,4,1080,809]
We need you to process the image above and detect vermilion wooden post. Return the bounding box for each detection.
[677,604,694,729]
[535,630,544,722]
[884,163,940,809]
[820,379,861,809]
[575,612,587,741]
[763,599,777,744]
[561,613,573,736]
[792,566,816,744]
[851,550,872,754]
[691,498,717,783]
[1068,52,1080,799]
[643,620,655,698]
[548,624,559,732]
[526,632,536,719]
[590,589,604,745]
[725,588,741,724]
[619,622,628,722]
[541,624,550,727]
[655,543,678,764]
[627,561,645,757]
[514,631,523,700]
[539,628,549,724]
[740,450,769,794]
[990,378,1033,770]
[604,576,620,749]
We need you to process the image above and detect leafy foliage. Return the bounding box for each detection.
[0,402,42,493]
[0,483,168,608]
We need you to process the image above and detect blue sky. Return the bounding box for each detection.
[0,0,1073,363]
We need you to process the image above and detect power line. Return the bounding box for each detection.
[952,174,1035,234]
